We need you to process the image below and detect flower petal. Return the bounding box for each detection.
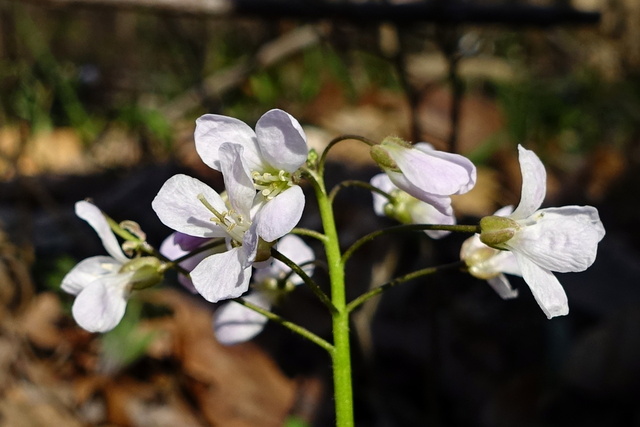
[507,206,604,273]
[255,185,305,242]
[152,174,228,238]
[213,292,271,345]
[510,145,547,220]
[487,275,519,300]
[410,198,455,239]
[386,143,476,197]
[254,234,314,285]
[255,109,308,173]
[190,247,252,302]
[71,273,132,332]
[195,114,264,171]
[386,170,453,214]
[370,173,396,216]
[61,256,123,295]
[75,201,127,263]
[219,143,257,217]
[514,252,568,319]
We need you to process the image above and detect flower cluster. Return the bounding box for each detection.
[62,108,605,337]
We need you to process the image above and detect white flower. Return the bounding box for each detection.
[370,137,476,214]
[61,201,162,333]
[152,144,304,303]
[370,173,455,239]
[477,145,606,318]
[195,109,308,241]
[214,234,314,345]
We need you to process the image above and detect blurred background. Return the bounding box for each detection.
[1,0,639,425]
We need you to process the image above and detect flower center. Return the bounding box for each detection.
[197,194,250,243]
[251,170,293,200]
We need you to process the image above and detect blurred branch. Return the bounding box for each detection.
[15,0,600,26]
[161,25,322,120]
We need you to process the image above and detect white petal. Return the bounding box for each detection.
[255,186,305,242]
[487,275,519,299]
[190,248,252,302]
[152,174,228,238]
[493,205,514,217]
[61,256,123,295]
[370,173,396,217]
[507,206,604,273]
[410,198,455,239]
[510,145,547,220]
[71,273,132,333]
[75,201,127,263]
[514,252,568,319]
[194,114,264,171]
[213,292,271,345]
[386,143,476,197]
[255,109,308,173]
[254,234,314,285]
[219,143,257,217]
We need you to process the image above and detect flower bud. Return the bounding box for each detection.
[479,215,519,249]
[120,256,164,290]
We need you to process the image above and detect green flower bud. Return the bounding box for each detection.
[120,256,164,290]
[370,145,398,170]
[255,238,276,262]
[479,215,519,249]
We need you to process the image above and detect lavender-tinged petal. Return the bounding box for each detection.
[190,248,252,302]
[413,143,477,194]
[254,234,314,286]
[514,252,568,319]
[386,144,476,196]
[386,170,453,214]
[61,256,123,295]
[152,174,228,238]
[75,201,128,263]
[195,114,264,171]
[487,274,519,300]
[213,292,271,345]
[255,186,305,242]
[410,198,455,239]
[71,273,132,333]
[255,109,308,172]
[370,173,396,217]
[510,145,547,220]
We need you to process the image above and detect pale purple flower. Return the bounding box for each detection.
[61,201,162,333]
[195,109,308,241]
[478,145,606,318]
[370,138,476,214]
[370,173,455,239]
[152,144,303,303]
[214,234,314,345]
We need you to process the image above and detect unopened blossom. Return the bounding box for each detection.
[152,144,303,303]
[370,137,476,214]
[195,109,308,241]
[460,206,520,300]
[477,145,605,318]
[370,173,455,239]
[214,234,314,345]
[61,201,163,333]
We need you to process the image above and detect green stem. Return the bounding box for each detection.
[271,248,338,314]
[232,297,333,353]
[309,170,354,427]
[342,223,480,265]
[346,261,465,313]
[318,134,377,177]
[291,227,328,242]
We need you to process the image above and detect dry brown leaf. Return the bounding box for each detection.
[19,292,64,350]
